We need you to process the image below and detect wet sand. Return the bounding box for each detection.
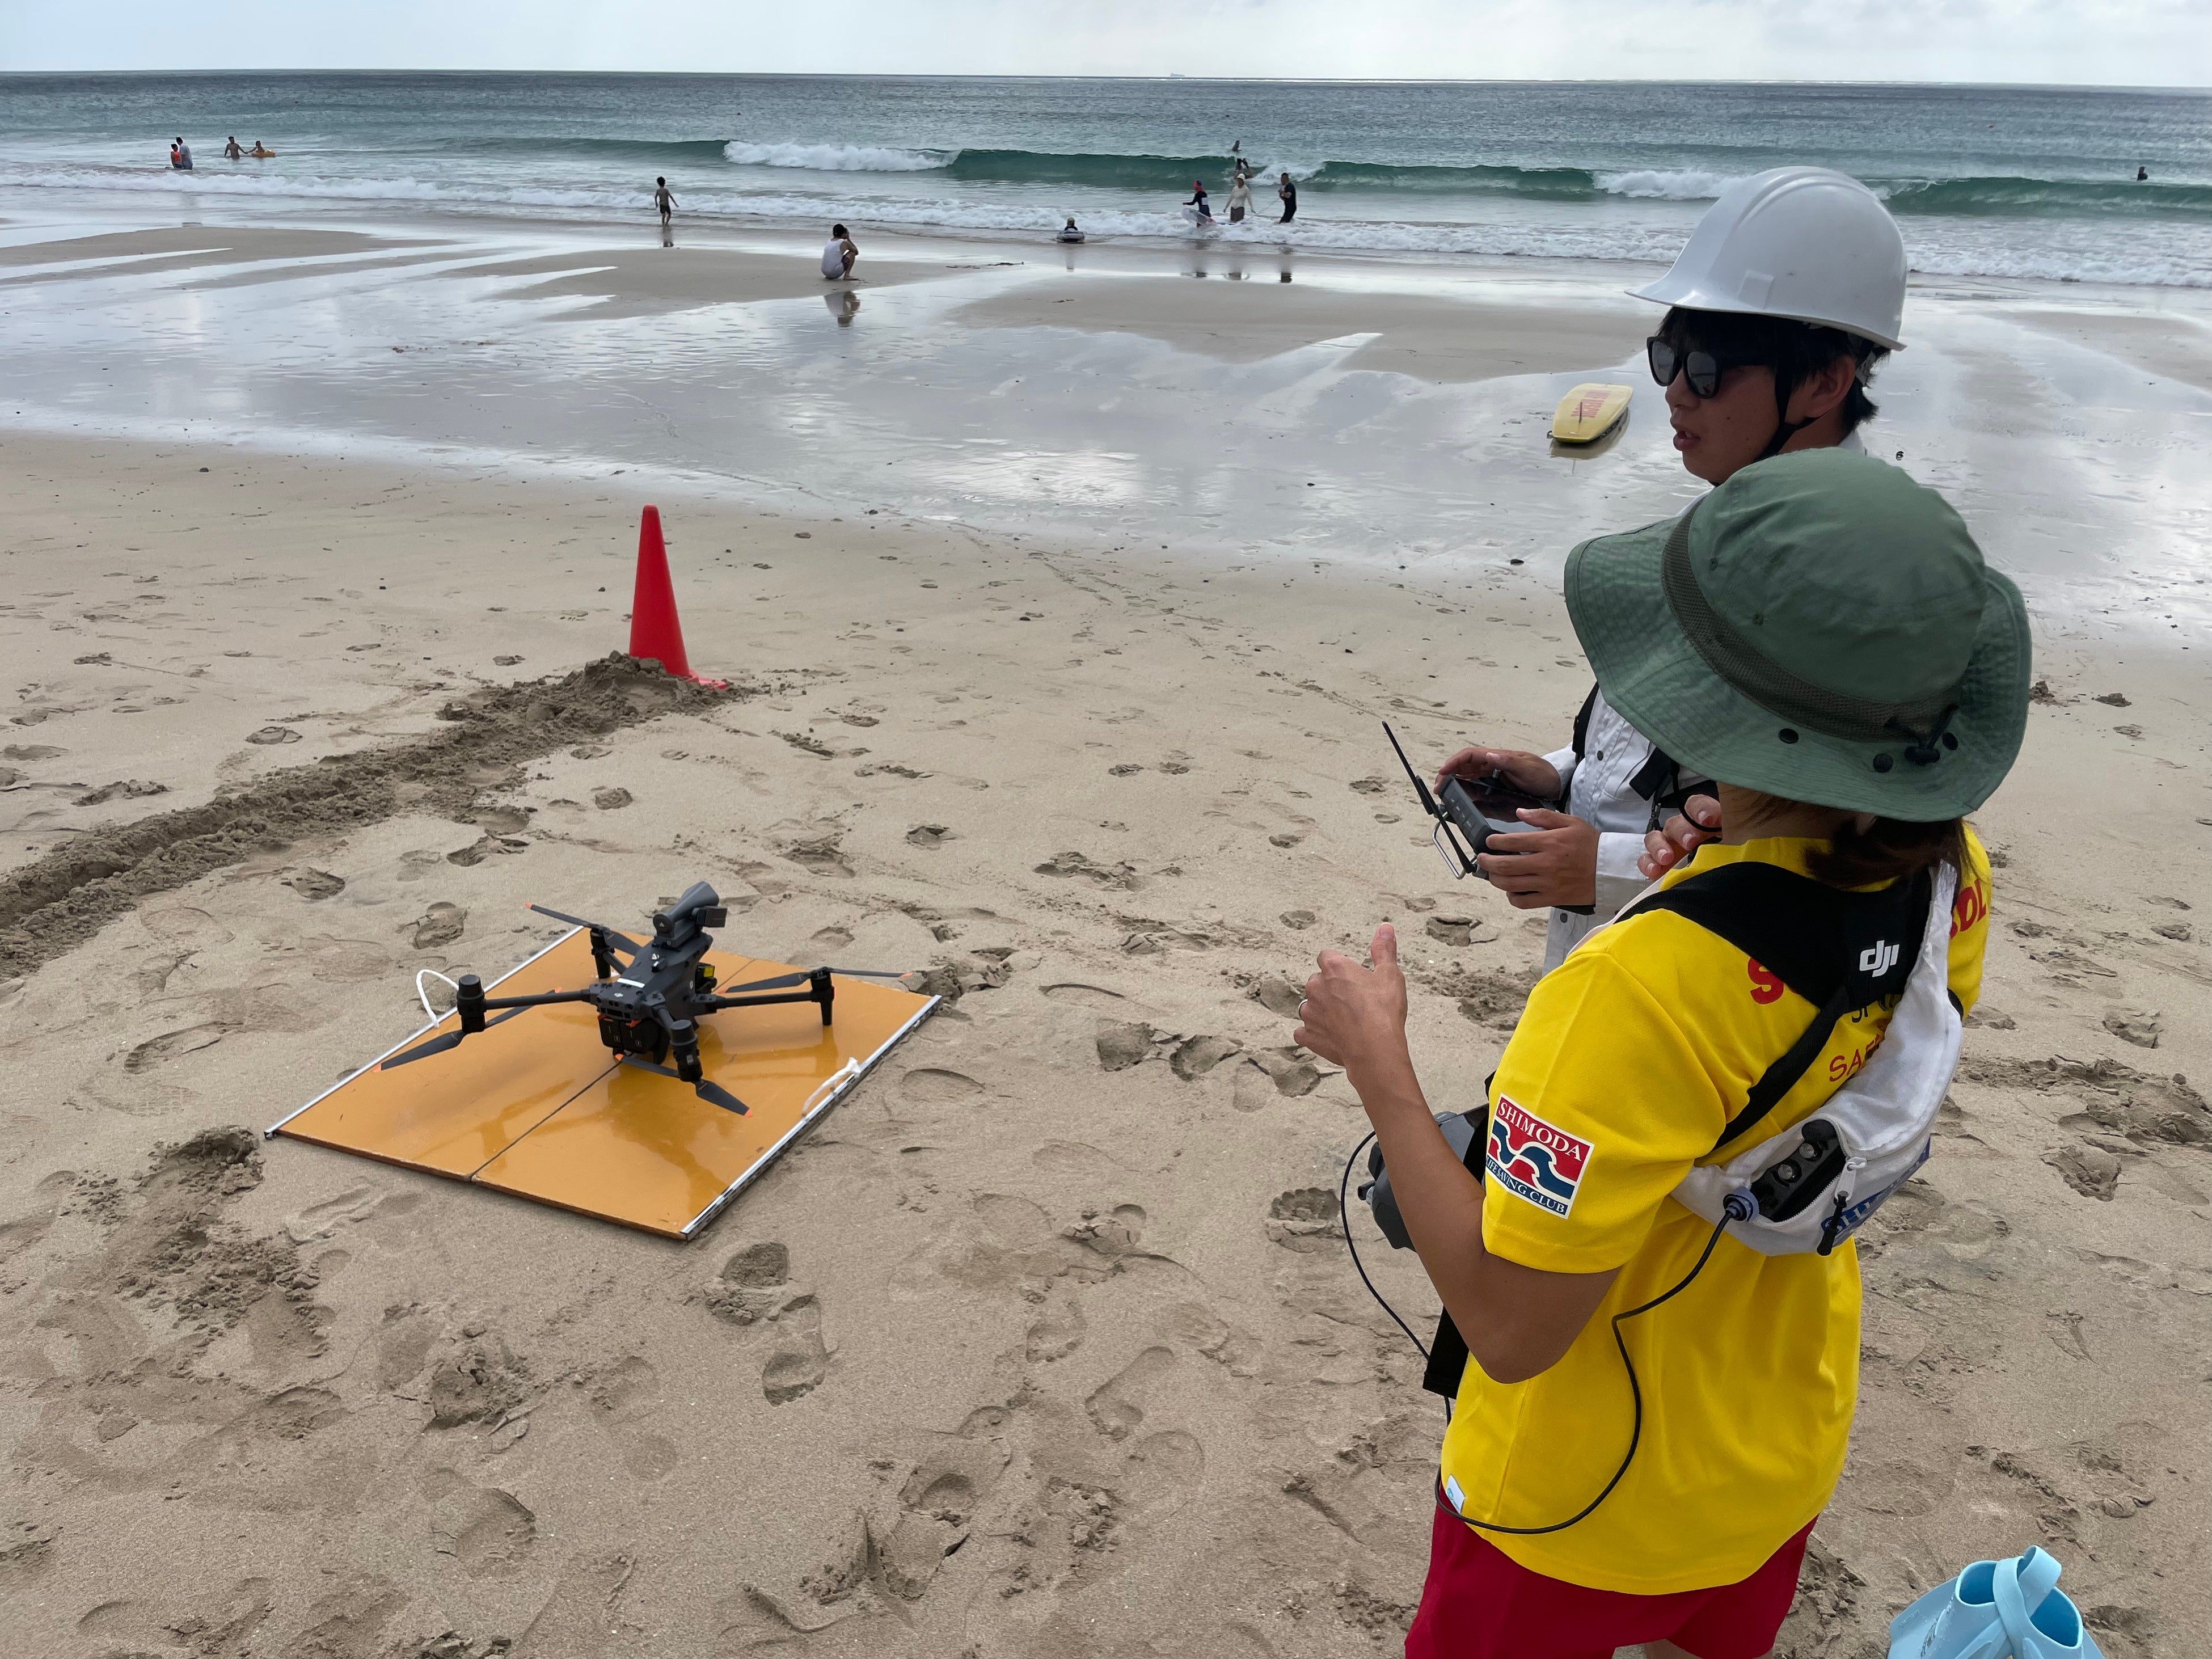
[0,210,2209,1659]
[953,276,1644,381]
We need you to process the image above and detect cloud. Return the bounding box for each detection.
[3,0,2205,84]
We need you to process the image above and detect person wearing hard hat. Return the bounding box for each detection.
[1432,167,1910,972]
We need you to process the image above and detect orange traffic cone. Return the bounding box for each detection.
[627,505,721,684]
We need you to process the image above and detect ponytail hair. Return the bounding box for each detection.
[1805,817,1968,889]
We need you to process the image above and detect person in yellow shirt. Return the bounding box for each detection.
[1294,448,2029,1659]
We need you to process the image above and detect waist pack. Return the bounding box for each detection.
[1421,856,1962,1398]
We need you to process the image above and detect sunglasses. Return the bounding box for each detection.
[1646,336,1754,399]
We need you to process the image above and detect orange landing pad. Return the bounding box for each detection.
[267,931,937,1238]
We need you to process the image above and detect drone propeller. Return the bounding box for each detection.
[617,1056,749,1115]
[379,1006,528,1070]
[526,903,641,955]
[717,966,916,996]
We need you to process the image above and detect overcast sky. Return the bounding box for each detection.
[3,0,2206,87]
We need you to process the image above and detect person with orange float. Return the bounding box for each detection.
[1296,447,2027,1658]
[1434,168,1911,972]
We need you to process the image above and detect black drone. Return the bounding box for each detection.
[380,881,910,1115]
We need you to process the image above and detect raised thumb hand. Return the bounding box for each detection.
[1370,922,1399,972]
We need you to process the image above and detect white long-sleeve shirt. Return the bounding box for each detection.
[1537,689,1712,972]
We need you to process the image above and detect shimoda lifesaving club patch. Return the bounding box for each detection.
[1486,1095,1590,1218]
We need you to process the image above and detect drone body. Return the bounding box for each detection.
[383,881,903,1116]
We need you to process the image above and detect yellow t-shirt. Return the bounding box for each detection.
[1437,831,1991,1594]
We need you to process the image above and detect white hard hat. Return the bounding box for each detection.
[1630,166,1907,352]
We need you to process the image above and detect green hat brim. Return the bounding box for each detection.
[1565,514,2031,819]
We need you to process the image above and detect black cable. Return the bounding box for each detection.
[1339,1132,1428,1360]
[1340,1128,1751,1537]
[1453,1208,1739,1536]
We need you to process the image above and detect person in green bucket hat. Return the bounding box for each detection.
[1292,448,2030,1659]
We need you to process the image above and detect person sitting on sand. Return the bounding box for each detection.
[223,136,243,160]
[249,140,275,158]
[1295,446,2021,1659]
[820,223,859,280]
[1436,167,1910,972]
[653,176,678,225]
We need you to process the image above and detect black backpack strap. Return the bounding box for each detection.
[1615,862,1933,1154]
[1422,1104,1488,1400]
[1569,683,1599,762]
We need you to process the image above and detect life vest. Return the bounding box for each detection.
[1419,855,1960,1398]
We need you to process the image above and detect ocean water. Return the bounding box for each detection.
[2,72,2208,285]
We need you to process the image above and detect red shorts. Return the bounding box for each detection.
[1404,1504,1817,1659]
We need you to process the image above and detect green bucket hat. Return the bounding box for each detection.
[1564,449,2030,818]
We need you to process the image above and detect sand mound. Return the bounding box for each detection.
[0,655,744,980]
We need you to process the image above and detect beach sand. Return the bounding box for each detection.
[0,215,2208,1659]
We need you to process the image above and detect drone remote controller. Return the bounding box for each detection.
[1381,722,1594,914]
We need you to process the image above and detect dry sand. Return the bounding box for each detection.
[0,263,2207,1659]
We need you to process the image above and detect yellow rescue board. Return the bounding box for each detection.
[267,930,938,1239]
[1550,382,1633,445]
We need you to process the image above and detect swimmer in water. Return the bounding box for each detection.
[1058,217,1084,243]
[653,176,677,225]
[170,137,193,171]
[249,141,275,158]
[223,136,243,159]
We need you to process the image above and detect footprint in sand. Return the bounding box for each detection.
[875,1435,1012,1602]
[1026,1293,1087,1363]
[425,1471,537,1577]
[705,1241,793,1325]
[75,1577,272,1650]
[1265,1188,1341,1251]
[1251,974,1306,1017]
[280,868,346,901]
[762,1294,830,1404]
[1084,1345,1177,1441]
[901,1067,984,1104]
[588,1356,679,1478]
[704,1242,831,1403]
[244,725,302,745]
[123,1022,230,1073]
[374,1305,438,1392]
[2045,1144,2123,1201]
[406,902,467,951]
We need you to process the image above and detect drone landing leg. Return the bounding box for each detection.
[669,1019,704,1084]
[811,966,834,1027]
[455,973,488,1035]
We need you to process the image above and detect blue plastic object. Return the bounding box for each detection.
[1889,1547,2105,1659]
